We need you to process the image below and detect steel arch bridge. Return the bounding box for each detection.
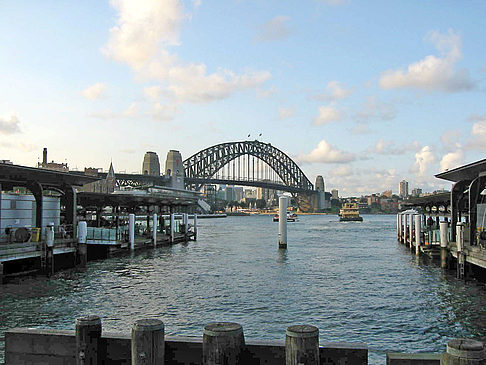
[183,140,315,194]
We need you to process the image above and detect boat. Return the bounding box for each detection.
[273,212,297,222]
[339,203,363,222]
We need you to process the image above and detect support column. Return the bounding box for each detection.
[409,213,414,250]
[403,214,408,246]
[170,213,175,244]
[129,213,135,250]
[415,214,421,256]
[0,261,4,284]
[27,181,43,229]
[152,213,157,246]
[440,221,449,269]
[61,184,77,238]
[456,222,465,279]
[193,214,198,240]
[77,221,88,267]
[146,206,151,237]
[279,196,288,249]
[397,214,401,241]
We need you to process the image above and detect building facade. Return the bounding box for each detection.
[399,180,409,198]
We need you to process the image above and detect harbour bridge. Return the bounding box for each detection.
[183,140,320,212]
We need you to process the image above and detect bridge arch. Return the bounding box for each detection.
[183,140,314,193]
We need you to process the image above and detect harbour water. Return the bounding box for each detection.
[1,214,486,364]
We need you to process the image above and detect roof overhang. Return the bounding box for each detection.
[435,158,486,183]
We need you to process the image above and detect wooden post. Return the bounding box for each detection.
[203,322,245,365]
[441,338,486,364]
[285,325,319,365]
[131,319,165,365]
[76,315,102,365]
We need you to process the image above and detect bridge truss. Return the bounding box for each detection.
[183,140,314,194]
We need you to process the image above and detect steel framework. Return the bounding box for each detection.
[183,140,314,193]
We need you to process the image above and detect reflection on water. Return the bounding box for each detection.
[1,215,485,364]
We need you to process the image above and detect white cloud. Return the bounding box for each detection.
[257,87,278,98]
[440,129,461,152]
[151,103,177,121]
[313,105,343,125]
[82,82,107,100]
[411,146,436,176]
[88,102,139,120]
[310,81,352,101]
[440,149,464,171]
[379,29,474,92]
[103,0,270,104]
[368,138,420,155]
[357,96,396,121]
[278,106,295,120]
[255,16,291,42]
[349,122,371,135]
[297,139,355,164]
[330,165,352,177]
[144,86,164,101]
[122,102,139,117]
[0,113,21,135]
[467,119,486,150]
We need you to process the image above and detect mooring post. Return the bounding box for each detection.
[440,221,449,269]
[203,322,245,365]
[152,214,157,247]
[170,213,175,243]
[285,325,319,365]
[441,338,486,364]
[279,196,288,249]
[129,213,135,250]
[77,221,88,268]
[415,214,421,256]
[193,213,198,240]
[76,315,102,365]
[456,222,465,279]
[46,223,55,275]
[131,319,165,365]
[409,213,414,250]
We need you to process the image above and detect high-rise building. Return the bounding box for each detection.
[331,189,339,199]
[142,151,160,176]
[411,188,422,197]
[399,180,409,198]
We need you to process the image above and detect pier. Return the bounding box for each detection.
[397,158,486,279]
[0,163,201,282]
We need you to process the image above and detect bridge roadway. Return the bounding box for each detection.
[184,177,314,194]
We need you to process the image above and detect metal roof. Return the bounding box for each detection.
[435,158,486,183]
[0,163,100,187]
[402,192,450,208]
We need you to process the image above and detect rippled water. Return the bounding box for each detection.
[1,214,486,364]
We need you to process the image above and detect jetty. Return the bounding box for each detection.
[0,163,201,282]
[397,158,486,279]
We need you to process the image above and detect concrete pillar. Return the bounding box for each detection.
[129,213,135,250]
[170,213,175,244]
[131,319,165,365]
[152,214,157,246]
[285,325,319,365]
[279,196,288,249]
[397,214,401,241]
[203,322,245,365]
[76,315,102,365]
[27,181,43,229]
[193,214,198,240]
[440,221,449,269]
[415,214,421,256]
[409,213,414,249]
[403,214,408,246]
[456,222,465,279]
[183,213,188,241]
[77,221,88,267]
[441,338,486,365]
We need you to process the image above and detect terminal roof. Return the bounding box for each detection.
[435,158,486,183]
[0,163,99,187]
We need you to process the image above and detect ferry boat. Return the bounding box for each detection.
[339,203,363,222]
[273,212,298,222]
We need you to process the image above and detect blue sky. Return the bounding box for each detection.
[0,0,485,196]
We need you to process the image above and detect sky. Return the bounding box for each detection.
[0,0,485,196]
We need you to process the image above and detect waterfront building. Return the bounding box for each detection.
[382,190,392,198]
[399,180,409,198]
[331,189,339,199]
[233,186,244,202]
[37,148,68,172]
[81,163,117,193]
[142,152,160,176]
[411,188,422,197]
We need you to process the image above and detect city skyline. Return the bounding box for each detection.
[1,1,485,196]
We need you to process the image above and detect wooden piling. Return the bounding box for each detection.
[75,315,102,365]
[285,325,319,365]
[441,338,486,364]
[131,319,165,365]
[203,322,245,365]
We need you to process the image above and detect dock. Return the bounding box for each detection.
[397,158,486,280]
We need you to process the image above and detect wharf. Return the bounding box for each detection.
[398,158,486,279]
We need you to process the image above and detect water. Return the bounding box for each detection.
[1,214,486,364]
